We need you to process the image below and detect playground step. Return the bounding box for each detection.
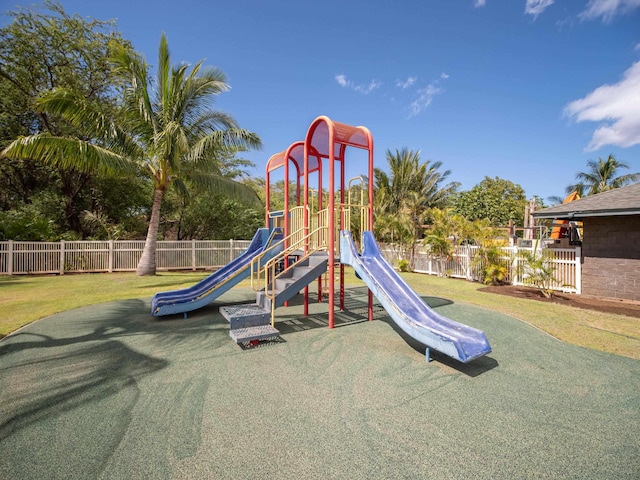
[220,304,271,330]
[229,324,280,343]
[257,253,328,311]
[277,253,312,278]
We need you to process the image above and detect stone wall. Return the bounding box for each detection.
[581,216,640,301]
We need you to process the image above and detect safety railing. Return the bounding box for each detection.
[251,224,330,326]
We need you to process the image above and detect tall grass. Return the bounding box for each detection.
[1,271,638,359]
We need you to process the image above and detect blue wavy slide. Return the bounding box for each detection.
[340,230,492,363]
[152,228,283,317]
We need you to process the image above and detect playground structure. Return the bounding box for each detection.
[152,116,491,363]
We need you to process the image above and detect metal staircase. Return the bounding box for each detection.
[221,251,328,343]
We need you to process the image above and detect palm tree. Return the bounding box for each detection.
[423,208,464,276]
[566,154,639,196]
[2,34,261,275]
[374,148,459,268]
[374,148,458,211]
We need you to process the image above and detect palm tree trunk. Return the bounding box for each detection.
[136,188,164,276]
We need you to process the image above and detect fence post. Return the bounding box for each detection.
[192,239,196,271]
[575,246,582,294]
[229,239,234,263]
[8,240,13,275]
[511,246,519,285]
[465,245,471,280]
[60,240,65,275]
[108,240,114,273]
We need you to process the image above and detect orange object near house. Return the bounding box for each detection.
[550,191,580,239]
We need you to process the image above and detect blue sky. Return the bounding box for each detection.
[3,0,640,202]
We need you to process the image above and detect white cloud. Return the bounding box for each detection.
[396,76,417,89]
[407,73,450,117]
[564,61,640,151]
[410,84,443,117]
[355,80,382,94]
[474,0,486,7]
[525,0,555,18]
[335,74,350,88]
[579,0,640,22]
[335,74,381,94]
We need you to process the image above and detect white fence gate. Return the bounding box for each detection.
[0,240,251,275]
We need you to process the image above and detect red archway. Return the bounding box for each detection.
[263,116,375,329]
[303,116,374,328]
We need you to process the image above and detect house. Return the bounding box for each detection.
[532,183,640,302]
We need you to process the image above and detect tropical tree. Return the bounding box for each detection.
[422,208,466,276]
[422,209,508,283]
[374,148,459,268]
[0,0,131,236]
[2,34,261,275]
[452,176,527,227]
[466,218,509,285]
[518,241,558,298]
[566,154,639,196]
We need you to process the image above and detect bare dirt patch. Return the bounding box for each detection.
[479,285,640,319]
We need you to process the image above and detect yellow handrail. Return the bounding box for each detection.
[251,201,370,327]
[252,224,330,327]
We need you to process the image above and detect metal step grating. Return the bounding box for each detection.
[220,304,268,317]
[229,324,280,343]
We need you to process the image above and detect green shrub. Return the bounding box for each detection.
[398,259,410,272]
[518,244,557,298]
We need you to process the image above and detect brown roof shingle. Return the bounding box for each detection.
[532,182,640,219]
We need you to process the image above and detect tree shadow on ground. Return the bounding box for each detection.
[0,299,223,357]
[0,339,167,442]
[0,299,228,444]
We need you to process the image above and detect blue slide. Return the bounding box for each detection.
[151,228,283,317]
[340,230,491,363]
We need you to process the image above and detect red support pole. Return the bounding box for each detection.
[303,140,310,317]
[368,134,375,321]
[328,123,335,329]
[317,167,323,303]
[284,149,290,247]
[339,146,346,311]
[265,169,271,228]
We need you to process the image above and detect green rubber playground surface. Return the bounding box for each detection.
[1,286,639,479]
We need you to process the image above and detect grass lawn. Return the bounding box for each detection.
[1,270,638,359]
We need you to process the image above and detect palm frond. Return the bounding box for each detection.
[2,134,138,176]
[109,39,156,134]
[185,172,260,206]
[186,129,262,165]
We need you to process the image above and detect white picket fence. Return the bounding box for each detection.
[0,239,582,294]
[380,244,581,294]
[0,239,251,275]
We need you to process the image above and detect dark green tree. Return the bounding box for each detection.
[452,176,527,227]
[174,192,264,240]
[0,1,129,236]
